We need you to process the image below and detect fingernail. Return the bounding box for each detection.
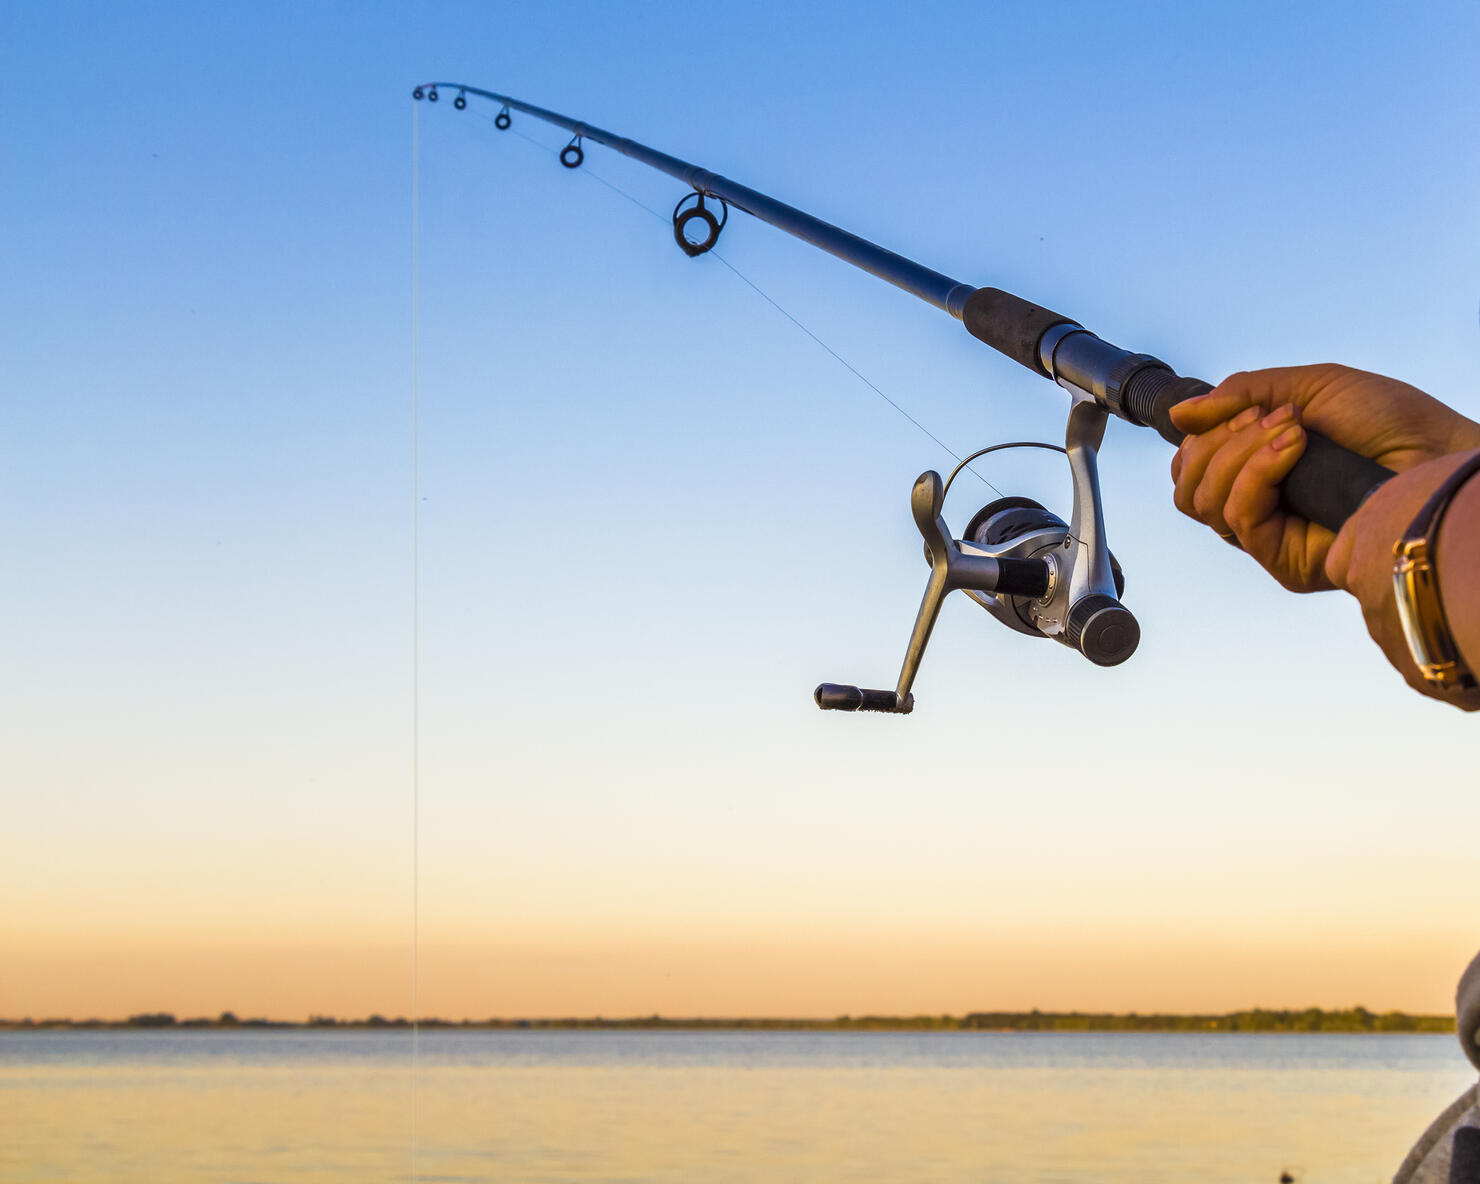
[1273,425,1303,451]
[1229,406,1262,431]
[1262,404,1295,429]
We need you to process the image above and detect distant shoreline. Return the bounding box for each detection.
[1,1007,1455,1034]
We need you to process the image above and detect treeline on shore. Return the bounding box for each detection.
[0,1007,1454,1033]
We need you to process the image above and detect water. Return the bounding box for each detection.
[2,1030,1474,1182]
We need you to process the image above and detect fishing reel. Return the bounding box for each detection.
[816,400,1138,714]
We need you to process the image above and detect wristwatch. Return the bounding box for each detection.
[1392,451,1480,692]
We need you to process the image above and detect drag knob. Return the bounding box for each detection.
[1065,594,1140,667]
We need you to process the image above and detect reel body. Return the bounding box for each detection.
[962,495,1125,640]
[816,400,1139,715]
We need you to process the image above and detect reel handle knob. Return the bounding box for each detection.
[1066,594,1140,667]
[814,684,914,714]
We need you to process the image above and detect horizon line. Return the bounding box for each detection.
[2,1005,1457,1034]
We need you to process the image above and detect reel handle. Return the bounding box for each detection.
[814,684,913,713]
[817,472,1053,715]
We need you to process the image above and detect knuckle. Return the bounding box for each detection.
[1204,443,1249,486]
[1178,432,1216,471]
[1215,370,1252,395]
[1228,460,1267,501]
[1191,484,1219,521]
[1281,572,1317,594]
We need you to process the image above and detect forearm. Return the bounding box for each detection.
[1436,461,1480,678]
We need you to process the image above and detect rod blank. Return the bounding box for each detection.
[418,83,1395,528]
[423,82,975,315]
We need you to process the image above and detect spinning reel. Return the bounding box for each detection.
[816,400,1138,715]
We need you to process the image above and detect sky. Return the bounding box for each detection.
[4,0,1480,1021]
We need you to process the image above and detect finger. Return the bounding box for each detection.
[1169,385,1267,436]
[1192,405,1300,534]
[1225,424,1335,589]
[1171,404,1263,521]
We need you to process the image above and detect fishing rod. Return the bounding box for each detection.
[413,82,1395,714]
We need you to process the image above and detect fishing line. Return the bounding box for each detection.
[706,251,1002,498]
[409,99,422,1184]
[483,113,999,494]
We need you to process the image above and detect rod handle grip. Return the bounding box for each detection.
[1126,373,1395,532]
[961,287,1073,376]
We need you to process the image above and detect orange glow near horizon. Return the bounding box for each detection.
[4,924,1471,1021]
[7,770,1478,1022]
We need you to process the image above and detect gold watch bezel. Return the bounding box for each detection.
[1392,537,1467,686]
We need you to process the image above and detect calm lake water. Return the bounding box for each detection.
[3,1030,1475,1183]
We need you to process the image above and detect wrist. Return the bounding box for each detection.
[1326,449,1478,599]
[1388,448,1480,698]
[1340,450,1477,557]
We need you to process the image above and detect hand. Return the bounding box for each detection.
[1168,364,1480,593]
[1324,449,1480,710]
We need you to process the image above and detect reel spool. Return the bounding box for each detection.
[962,494,1125,636]
[816,401,1139,715]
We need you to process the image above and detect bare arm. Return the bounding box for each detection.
[1443,474,1480,675]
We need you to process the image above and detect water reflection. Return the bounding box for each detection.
[3,1031,1473,1182]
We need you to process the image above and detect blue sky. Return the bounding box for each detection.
[4,1,1480,1018]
